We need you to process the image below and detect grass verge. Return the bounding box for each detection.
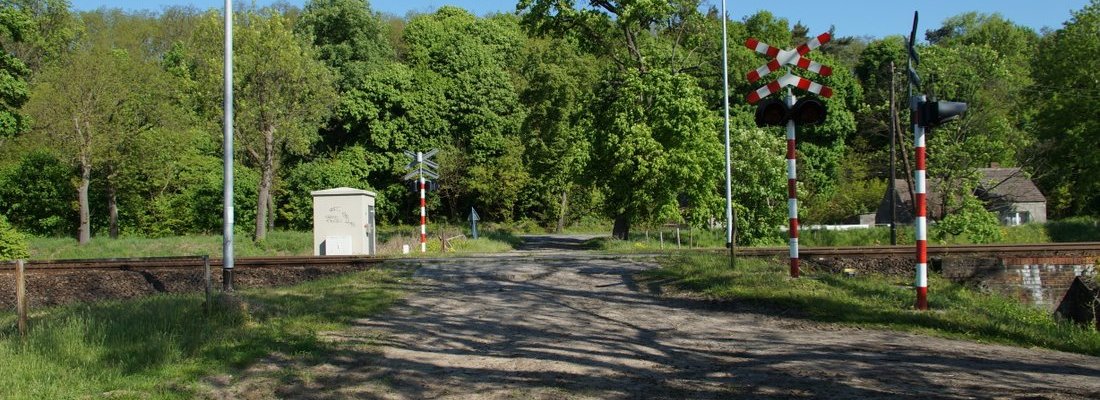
[644,254,1100,356]
[0,267,407,399]
[28,227,525,260]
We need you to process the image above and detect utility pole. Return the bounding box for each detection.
[889,61,898,246]
[222,0,234,292]
[720,0,735,268]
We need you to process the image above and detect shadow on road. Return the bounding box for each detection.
[514,234,604,252]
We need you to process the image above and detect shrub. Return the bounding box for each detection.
[0,214,29,260]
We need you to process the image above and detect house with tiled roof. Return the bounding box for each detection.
[874,167,1046,226]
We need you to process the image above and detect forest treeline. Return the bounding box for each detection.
[0,0,1097,246]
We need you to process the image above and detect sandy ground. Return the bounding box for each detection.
[204,236,1100,399]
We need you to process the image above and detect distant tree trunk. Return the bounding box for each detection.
[556,190,568,233]
[107,175,119,239]
[78,159,91,245]
[254,125,276,242]
[267,193,276,232]
[76,119,92,245]
[612,214,630,240]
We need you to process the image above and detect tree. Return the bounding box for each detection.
[518,37,598,230]
[189,9,337,241]
[0,2,32,141]
[402,7,529,221]
[519,0,724,238]
[591,69,722,239]
[1031,0,1100,216]
[25,45,158,244]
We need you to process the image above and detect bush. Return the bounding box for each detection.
[0,214,29,260]
[933,195,1003,244]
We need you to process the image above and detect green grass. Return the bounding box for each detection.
[0,268,407,399]
[586,217,1100,253]
[29,230,315,260]
[27,227,525,260]
[644,254,1100,356]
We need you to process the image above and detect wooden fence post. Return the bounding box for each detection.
[203,255,212,314]
[16,259,26,337]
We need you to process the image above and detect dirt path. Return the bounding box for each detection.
[207,236,1100,399]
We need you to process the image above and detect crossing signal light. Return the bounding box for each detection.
[754,99,787,127]
[917,100,968,128]
[754,98,828,127]
[790,98,827,125]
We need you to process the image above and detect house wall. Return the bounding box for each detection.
[1012,202,1047,224]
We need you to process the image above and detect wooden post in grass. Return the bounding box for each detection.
[16,259,26,337]
[203,255,212,314]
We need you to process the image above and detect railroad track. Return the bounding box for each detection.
[1,255,384,271]
[725,242,1100,258]
[3,242,1099,272]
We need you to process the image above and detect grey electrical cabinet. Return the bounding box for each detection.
[311,187,377,256]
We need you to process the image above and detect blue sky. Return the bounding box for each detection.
[70,0,1090,39]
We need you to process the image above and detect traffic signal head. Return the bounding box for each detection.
[754,98,787,127]
[754,97,828,127]
[917,100,968,128]
[790,98,827,125]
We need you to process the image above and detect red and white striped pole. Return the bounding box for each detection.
[418,152,427,253]
[786,90,800,278]
[914,95,929,310]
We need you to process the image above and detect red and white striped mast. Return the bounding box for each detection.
[785,88,800,277]
[907,12,929,310]
[418,152,427,253]
[913,99,928,309]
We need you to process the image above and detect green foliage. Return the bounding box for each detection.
[805,151,888,224]
[933,195,1003,244]
[0,213,28,260]
[402,7,529,221]
[0,268,405,399]
[591,68,722,234]
[0,150,74,236]
[646,254,1100,356]
[729,127,786,245]
[1045,217,1100,242]
[279,146,375,230]
[0,2,31,139]
[518,37,597,229]
[1032,0,1100,217]
[189,8,338,240]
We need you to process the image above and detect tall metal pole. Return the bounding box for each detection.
[786,88,800,278]
[720,0,735,268]
[889,61,898,245]
[222,0,235,291]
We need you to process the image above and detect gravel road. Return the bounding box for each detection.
[206,235,1100,399]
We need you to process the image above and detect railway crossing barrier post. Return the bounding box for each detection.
[403,150,439,253]
[907,11,967,310]
[16,259,26,337]
[744,32,834,278]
